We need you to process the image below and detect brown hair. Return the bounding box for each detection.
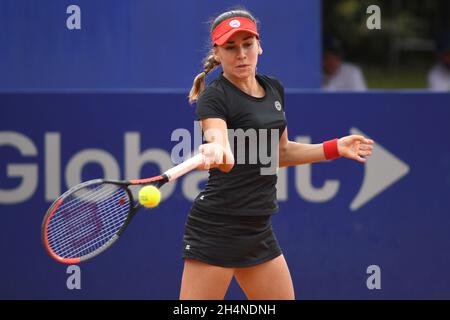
[188,9,258,104]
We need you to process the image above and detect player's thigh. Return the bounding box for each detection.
[233,255,295,300]
[179,258,234,300]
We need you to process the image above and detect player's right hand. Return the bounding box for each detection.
[198,141,226,170]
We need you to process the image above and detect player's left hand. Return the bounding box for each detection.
[338,135,374,163]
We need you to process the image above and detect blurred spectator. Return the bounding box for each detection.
[322,36,367,91]
[427,32,450,91]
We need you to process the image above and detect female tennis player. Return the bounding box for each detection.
[182,9,374,300]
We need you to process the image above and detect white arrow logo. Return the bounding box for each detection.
[350,127,410,211]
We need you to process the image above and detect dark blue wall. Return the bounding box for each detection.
[0,0,320,90]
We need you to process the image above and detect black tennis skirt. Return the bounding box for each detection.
[182,206,282,268]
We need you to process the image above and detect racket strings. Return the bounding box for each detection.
[47,189,127,258]
[48,186,129,258]
[48,201,127,258]
[47,186,126,239]
[48,183,123,228]
[46,183,131,259]
[48,199,124,243]
[47,189,123,245]
[47,185,128,250]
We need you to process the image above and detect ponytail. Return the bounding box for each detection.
[188,52,220,104]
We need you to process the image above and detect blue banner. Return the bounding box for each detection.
[1,92,450,299]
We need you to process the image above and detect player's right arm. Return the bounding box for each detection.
[197,118,235,173]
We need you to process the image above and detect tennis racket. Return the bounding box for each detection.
[41,153,205,264]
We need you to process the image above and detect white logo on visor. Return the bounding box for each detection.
[229,20,241,28]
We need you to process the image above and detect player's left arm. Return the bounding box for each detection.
[278,127,374,167]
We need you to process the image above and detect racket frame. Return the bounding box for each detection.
[41,174,168,264]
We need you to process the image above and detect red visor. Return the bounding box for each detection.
[212,17,259,46]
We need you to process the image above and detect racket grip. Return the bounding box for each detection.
[164,153,205,181]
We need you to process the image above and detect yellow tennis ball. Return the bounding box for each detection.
[138,185,161,208]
